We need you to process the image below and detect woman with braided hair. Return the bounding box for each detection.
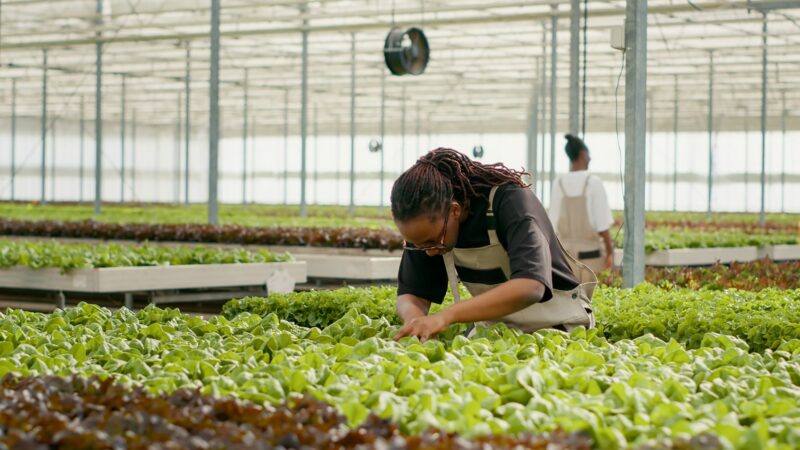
[392,148,596,342]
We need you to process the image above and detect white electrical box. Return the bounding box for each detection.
[610,26,625,51]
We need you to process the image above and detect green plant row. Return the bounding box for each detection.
[612,228,798,253]
[222,285,800,353]
[0,240,290,271]
[0,203,395,229]
[1,303,798,449]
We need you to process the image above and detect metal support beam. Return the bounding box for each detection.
[527,57,540,187]
[79,97,84,203]
[51,121,56,201]
[569,0,580,135]
[300,21,309,217]
[41,49,47,204]
[416,102,421,159]
[120,75,126,202]
[780,92,786,213]
[581,0,588,136]
[283,89,289,205]
[313,104,318,204]
[348,33,357,216]
[672,76,678,212]
[10,79,16,201]
[401,85,406,168]
[622,0,647,288]
[242,68,249,205]
[379,70,386,211]
[647,94,654,211]
[707,52,714,220]
[94,0,103,215]
[539,24,548,199]
[250,114,256,204]
[759,12,768,227]
[745,111,750,212]
[175,93,182,204]
[184,45,191,206]
[208,0,220,225]
[549,9,558,197]
[131,109,136,199]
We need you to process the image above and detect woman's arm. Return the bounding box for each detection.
[393,278,545,341]
[396,294,432,323]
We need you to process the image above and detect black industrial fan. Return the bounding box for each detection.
[384,27,430,76]
[368,139,383,153]
[472,145,485,159]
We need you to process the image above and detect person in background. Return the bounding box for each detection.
[548,134,615,273]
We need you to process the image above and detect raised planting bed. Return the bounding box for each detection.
[761,244,800,261]
[614,246,763,266]
[598,258,800,291]
[0,240,306,308]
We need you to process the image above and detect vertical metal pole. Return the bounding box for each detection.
[336,115,341,203]
[569,0,580,135]
[50,120,56,201]
[706,51,714,220]
[672,76,678,212]
[176,92,182,204]
[41,49,48,204]
[184,45,191,206]
[300,21,309,217]
[622,0,647,288]
[759,12,768,227]
[379,71,386,210]
[283,89,289,205]
[10,79,16,201]
[539,24,548,198]
[527,58,540,188]
[780,92,786,213]
[120,75,126,202]
[415,102,421,159]
[250,115,256,204]
[94,0,103,215]
[745,111,750,212]
[348,32,357,216]
[549,9,558,197]
[131,109,136,200]
[581,0,588,136]
[313,104,318,204]
[647,94,653,211]
[208,0,221,225]
[242,68,249,205]
[79,97,84,203]
[401,85,406,169]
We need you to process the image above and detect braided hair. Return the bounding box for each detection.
[391,148,530,222]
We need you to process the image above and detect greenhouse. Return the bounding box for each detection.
[0,0,799,448]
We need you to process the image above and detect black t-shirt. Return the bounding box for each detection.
[397,184,579,304]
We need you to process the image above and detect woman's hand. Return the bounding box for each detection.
[393,313,451,342]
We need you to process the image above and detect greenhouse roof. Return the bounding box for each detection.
[1,0,799,135]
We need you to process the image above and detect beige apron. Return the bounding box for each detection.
[556,176,607,274]
[443,186,596,334]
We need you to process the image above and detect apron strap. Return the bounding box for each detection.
[443,252,461,303]
[581,174,592,197]
[486,186,500,245]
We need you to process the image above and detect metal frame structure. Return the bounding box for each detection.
[1,1,797,136]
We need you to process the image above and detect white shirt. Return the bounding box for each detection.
[548,170,614,233]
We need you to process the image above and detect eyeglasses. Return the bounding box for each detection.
[403,205,451,252]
